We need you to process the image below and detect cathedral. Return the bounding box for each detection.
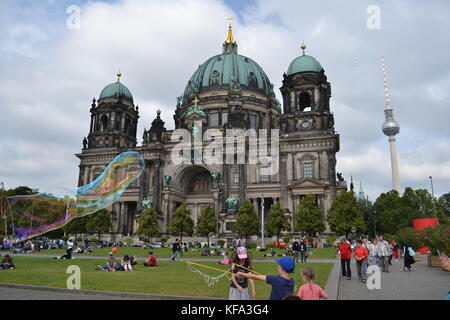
[75,22,347,238]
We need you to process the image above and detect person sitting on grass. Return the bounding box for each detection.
[236,256,295,300]
[143,251,157,267]
[218,251,232,265]
[0,255,15,270]
[98,253,116,271]
[120,255,133,271]
[201,247,211,256]
[297,267,328,300]
[129,255,138,266]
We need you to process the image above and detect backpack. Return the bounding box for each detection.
[292,242,300,251]
[408,247,415,257]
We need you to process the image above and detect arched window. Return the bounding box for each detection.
[100,115,108,131]
[299,92,312,111]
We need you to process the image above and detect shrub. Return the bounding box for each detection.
[247,243,257,249]
[123,237,133,247]
[142,238,150,244]
[61,235,69,242]
[418,225,450,256]
[307,237,314,243]
[326,236,337,246]
[283,237,291,244]
[160,237,168,243]
[90,237,98,243]
[266,244,274,249]
[396,228,419,249]
[217,240,225,247]
[75,237,82,243]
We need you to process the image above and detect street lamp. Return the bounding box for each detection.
[261,194,265,249]
[429,176,437,216]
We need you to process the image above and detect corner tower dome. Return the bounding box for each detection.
[286,43,324,75]
[183,19,275,99]
[99,72,134,103]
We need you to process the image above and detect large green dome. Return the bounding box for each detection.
[183,52,274,98]
[99,81,133,102]
[287,54,323,75]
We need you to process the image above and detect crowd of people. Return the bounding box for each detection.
[338,236,416,283]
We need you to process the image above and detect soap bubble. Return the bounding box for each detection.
[8,151,144,240]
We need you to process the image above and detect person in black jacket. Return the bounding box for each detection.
[292,240,300,263]
[401,244,415,272]
[300,239,308,263]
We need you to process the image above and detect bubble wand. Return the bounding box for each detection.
[186,261,233,275]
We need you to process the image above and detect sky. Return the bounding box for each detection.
[0,0,449,200]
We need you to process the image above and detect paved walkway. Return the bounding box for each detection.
[337,257,449,300]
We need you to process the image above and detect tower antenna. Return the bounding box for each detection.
[381,56,401,193]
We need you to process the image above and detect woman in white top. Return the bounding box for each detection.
[367,240,378,266]
[121,255,133,271]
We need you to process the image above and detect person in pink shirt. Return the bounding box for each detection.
[297,267,328,300]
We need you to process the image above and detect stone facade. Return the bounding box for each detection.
[75,30,347,238]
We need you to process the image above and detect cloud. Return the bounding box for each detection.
[0,0,449,201]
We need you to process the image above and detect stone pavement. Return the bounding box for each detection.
[337,257,449,300]
[0,283,221,300]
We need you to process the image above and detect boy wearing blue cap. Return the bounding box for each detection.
[236,256,295,300]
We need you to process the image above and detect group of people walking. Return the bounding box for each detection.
[338,236,416,283]
[292,238,310,263]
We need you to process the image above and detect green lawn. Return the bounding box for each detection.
[0,257,334,299]
[31,247,337,260]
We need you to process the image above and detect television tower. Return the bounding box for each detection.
[381,56,401,193]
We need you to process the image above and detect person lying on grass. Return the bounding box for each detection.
[236,256,295,300]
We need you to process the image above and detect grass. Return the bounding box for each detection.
[28,247,337,260]
[0,257,334,299]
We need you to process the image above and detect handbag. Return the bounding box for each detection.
[408,247,415,257]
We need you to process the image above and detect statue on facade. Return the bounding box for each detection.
[176,96,182,108]
[141,197,152,210]
[336,172,344,182]
[82,137,88,149]
[211,172,221,181]
[164,174,172,185]
[225,195,238,213]
[191,123,200,141]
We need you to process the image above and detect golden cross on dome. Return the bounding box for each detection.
[117,70,122,82]
[193,96,200,106]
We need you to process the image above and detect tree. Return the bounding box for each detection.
[357,196,375,237]
[327,191,365,238]
[295,195,325,236]
[85,209,112,240]
[374,190,411,235]
[63,215,89,238]
[233,200,259,246]
[169,203,194,242]
[196,205,216,247]
[438,192,450,217]
[265,201,290,243]
[137,207,160,242]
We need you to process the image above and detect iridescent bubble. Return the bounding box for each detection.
[8,151,144,240]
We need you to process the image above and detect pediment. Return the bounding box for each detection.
[288,178,327,190]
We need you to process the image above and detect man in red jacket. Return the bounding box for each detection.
[338,238,352,280]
